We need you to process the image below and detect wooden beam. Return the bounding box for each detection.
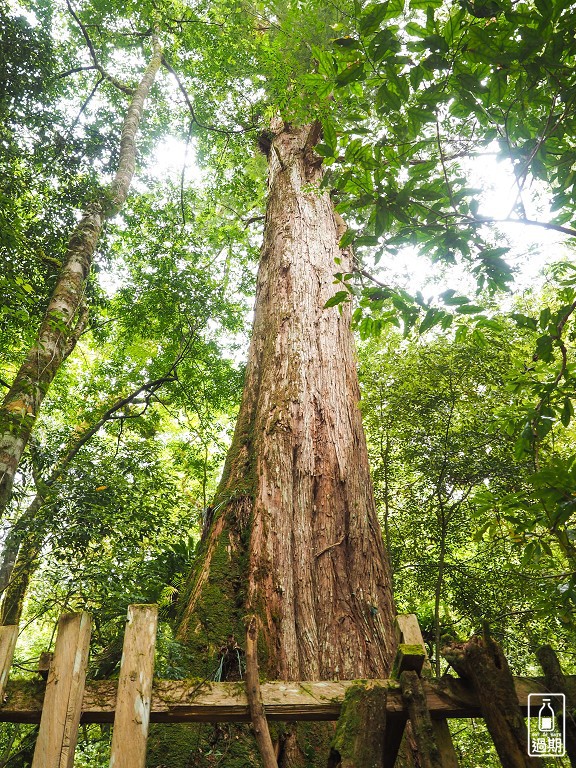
[245,616,278,768]
[109,604,158,768]
[537,645,576,768]
[400,671,443,768]
[0,675,572,725]
[443,635,542,768]
[31,612,91,768]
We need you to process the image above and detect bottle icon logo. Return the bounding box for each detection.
[538,699,554,732]
[528,693,565,757]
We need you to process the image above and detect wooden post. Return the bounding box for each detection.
[443,633,542,768]
[394,615,459,768]
[400,670,443,768]
[536,645,576,767]
[245,616,278,768]
[31,612,91,768]
[397,615,459,767]
[328,683,388,768]
[0,625,18,702]
[109,604,158,768]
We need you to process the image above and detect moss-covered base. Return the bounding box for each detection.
[146,722,334,768]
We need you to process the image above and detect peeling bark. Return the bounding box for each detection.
[0,37,163,517]
[178,124,397,764]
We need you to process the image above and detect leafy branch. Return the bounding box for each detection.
[65,0,135,95]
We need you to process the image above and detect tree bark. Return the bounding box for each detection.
[0,527,44,626]
[0,37,162,517]
[536,645,576,767]
[177,123,396,764]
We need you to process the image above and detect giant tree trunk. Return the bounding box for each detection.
[177,123,397,763]
[0,37,162,517]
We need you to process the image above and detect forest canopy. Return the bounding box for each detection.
[1,0,576,765]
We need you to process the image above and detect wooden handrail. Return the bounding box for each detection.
[0,674,572,725]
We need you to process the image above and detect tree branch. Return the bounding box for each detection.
[436,120,458,215]
[55,65,98,79]
[472,215,576,238]
[45,373,176,485]
[65,0,135,95]
[161,56,259,136]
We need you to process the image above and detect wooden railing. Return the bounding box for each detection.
[0,607,572,767]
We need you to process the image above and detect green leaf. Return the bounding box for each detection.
[324,291,351,308]
[313,45,337,77]
[456,304,484,314]
[339,229,356,248]
[443,294,470,306]
[369,28,401,61]
[511,313,537,331]
[375,200,390,236]
[333,36,361,49]
[410,0,442,8]
[376,83,401,111]
[359,2,390,35]
[539,307,551,330]
[315,143,334,157]
[561,397,573,427]
[536,334,554,362]
[419,307,444,333]
[323,120,337,153]
[335,61,366,85]
[411,187,444,201]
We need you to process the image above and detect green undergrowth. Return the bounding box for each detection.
[146,722,333,768]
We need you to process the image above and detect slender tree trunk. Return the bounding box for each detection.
[177,123,397,764]
[0,373,176,625]
[0,37,162,517]
[434,519,446,679]
[0,526,43,625]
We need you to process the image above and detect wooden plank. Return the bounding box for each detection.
[396,614,460,768]
[0,625,18,702]
[433,721,459,768]
[245,616,278,768]
[109,604,158,768]
[0,675,570,725]
[31,612,91,768]
[396,614,434,677]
